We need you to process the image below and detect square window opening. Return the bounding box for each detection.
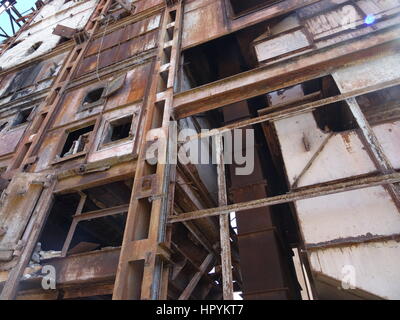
[81,87,105,111]
[60,125,94,158]
[103,115,133,144]
[12,107,34,127]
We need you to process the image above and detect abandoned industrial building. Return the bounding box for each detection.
[0,0,399,301]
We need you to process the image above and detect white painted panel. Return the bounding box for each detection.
[299,132,376,187]
[310,241,400,299]
[332,52,400,92]
[296,186,400,244]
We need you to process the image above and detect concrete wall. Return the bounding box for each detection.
[0,0,98,70]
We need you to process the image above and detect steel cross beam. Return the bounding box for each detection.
[172,26,400,119]
[169,173,400,223]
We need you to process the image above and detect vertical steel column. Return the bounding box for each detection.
[215,134,234,300]
[113,1,184,300]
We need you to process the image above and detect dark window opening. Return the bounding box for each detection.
[179,20,272,92]
[103,115,133,144]
[12,107,34,127]
[68,212,127,254]
[27,41,43,55]
[38,180,133,256]
[229,0,281,16]
[57,36,70,45]
[84,88,104,104]
[60,125,94,158]
[81,87,105,110]
[303,76,357,132]
[39,193,81,251]
[0,122,8,132]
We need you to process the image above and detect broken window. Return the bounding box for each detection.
[12,107,34,127]
[80,87,105,111]
[60,125,94,159]
[2,62,42,97]
[229,0,280,16]
[38,180,132,256]
[102,115,133,145]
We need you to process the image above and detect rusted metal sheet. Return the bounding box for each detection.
[0,126,26,157]
[182,0,227,49]
[76,30,158,76]
[49,248,120,285]
[173,26,400,119]
[52,25,77,39]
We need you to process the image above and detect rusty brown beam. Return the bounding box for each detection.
[189,77,400,142]
[173,25,400,119]
[169,172,400,223]
[215,135,234,300]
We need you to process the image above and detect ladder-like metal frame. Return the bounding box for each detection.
[113,1,184,300]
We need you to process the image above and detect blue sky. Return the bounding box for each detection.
[0,0,37,38]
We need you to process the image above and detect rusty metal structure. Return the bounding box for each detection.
[0,0,399,300]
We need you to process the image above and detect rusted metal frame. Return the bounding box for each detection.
[113,2,184,300]
[75,192,87,216]
[215,134,234,300]
[74,204,130,222]
[345,97,400,211]
[183,0,321,50]
[60,191,87,257]
[189,77,400,142]
[178,253,214,300]
[61,204,129,257]
[291,133,334,189]
[169,172,400,223]
[0,178,56,300]
[173,26,400,119]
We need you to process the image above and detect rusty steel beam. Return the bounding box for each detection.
[173,26,400,119]
[306,233,400,251]
[169,172,400,223]
[188,77,400,142]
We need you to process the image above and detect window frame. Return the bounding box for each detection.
[53,120,97,164]
[98,114,135,150]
